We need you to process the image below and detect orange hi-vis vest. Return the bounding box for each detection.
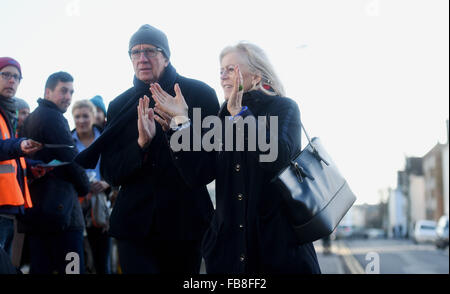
[0,112,32,208]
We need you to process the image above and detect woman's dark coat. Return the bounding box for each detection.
[170,90,321,274]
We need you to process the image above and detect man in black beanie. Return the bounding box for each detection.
[77,24,219,273]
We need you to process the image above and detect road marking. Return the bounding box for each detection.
[314,242,345,274]
[342,242,438,255]
[335,241,365,274]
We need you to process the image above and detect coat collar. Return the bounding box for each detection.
[72,126,101,143]
[243,90,261,104]
[132,62,178,95]
[37,98,64,113]
[218,90,268,118]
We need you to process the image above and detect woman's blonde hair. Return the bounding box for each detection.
[72,99,96,115]
[220,42,285,97]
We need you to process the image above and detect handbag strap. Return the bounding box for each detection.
[295,121,329,166]
[300,121,313,147]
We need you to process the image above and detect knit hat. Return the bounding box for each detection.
[90,95,106,115]
[129,24,171,59]
[14,97,29,110]
[0,57,22,77]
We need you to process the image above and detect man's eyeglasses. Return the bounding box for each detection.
[0,72,22,82]
[129,48,163,60]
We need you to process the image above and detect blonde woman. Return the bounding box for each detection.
[71,100,111,274]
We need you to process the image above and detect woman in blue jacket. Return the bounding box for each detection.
[71,99,112,274]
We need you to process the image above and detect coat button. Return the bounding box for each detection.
[235,164,241,172]
[240,255,245,262]
[237,194,243,200]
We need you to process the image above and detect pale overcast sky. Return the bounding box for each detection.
[2,0,449,205]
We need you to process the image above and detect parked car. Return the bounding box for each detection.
[435,215,449,249]
[350,227,368,239]
[335,225,353,239]
[365,228,386,239]
[413,220,437,244]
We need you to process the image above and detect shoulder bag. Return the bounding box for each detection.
[274,122,356,244]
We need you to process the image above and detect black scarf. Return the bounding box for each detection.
[0,95,18,133]
[75,63,178,169]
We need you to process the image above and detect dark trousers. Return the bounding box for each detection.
[0,216,14,257]
[0,245,17,274]
[86,227,111,274]
[117,238,202,274]
[28,230,85,274]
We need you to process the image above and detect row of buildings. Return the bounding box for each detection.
[387,122,449,237]
[341,120,449,238]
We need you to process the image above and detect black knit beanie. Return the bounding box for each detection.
[129,24,171,59]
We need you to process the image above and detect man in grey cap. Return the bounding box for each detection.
[76,24,220,273]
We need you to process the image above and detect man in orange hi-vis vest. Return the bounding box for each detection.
[0,57,42,258]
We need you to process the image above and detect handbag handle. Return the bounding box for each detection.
[300,121,313,147]
[281,120,331,183]
[298,121,330,166]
